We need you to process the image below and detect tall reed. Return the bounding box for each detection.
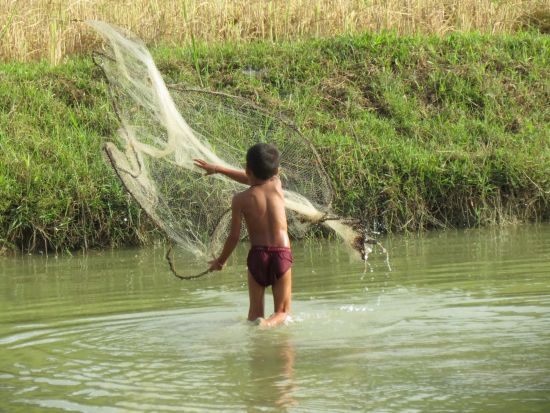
[1,0,549,63]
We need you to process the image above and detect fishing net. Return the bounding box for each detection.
[89,20,376,279]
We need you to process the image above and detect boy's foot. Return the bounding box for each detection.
[250,317,265,326]
[250,314,291,328]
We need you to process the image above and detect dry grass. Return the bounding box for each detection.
[1,0,549,63]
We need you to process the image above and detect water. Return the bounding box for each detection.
[1,225,549,412]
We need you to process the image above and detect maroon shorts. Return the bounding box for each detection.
[247,246,293,287]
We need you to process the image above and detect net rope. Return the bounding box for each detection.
[89,20,377,279]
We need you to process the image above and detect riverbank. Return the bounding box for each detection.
[1,31,549,252]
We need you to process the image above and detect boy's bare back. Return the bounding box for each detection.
[236,176,290,248]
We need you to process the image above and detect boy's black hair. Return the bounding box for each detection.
[246,143,280,180]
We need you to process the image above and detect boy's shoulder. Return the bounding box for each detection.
[234,176,282,201]
[249,176,282,193]
[232,187,254,205]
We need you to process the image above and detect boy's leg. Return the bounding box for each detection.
[247,270,265,321]
[262,268,292,327]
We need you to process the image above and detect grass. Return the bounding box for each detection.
[1,0,550,63]
[0,59,152,252]
[0,31,549,252]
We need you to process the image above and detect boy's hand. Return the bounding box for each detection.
[194,159,217,175]
[208,258,224,272]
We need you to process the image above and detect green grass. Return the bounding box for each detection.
[1,31,549,251]
[0,59,152,252]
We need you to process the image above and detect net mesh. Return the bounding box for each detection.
[89,20,371,278]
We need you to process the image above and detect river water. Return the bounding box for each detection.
[1,224,549,412]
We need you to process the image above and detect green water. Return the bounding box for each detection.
[1,225,549,412]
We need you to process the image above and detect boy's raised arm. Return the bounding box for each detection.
[193,159,249,185]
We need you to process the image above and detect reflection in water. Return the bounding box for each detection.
[245,329,297,410]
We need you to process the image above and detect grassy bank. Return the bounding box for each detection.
[1,31,549,252]
[1,0,550,63]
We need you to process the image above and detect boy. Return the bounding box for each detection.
[193,143,292,328]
